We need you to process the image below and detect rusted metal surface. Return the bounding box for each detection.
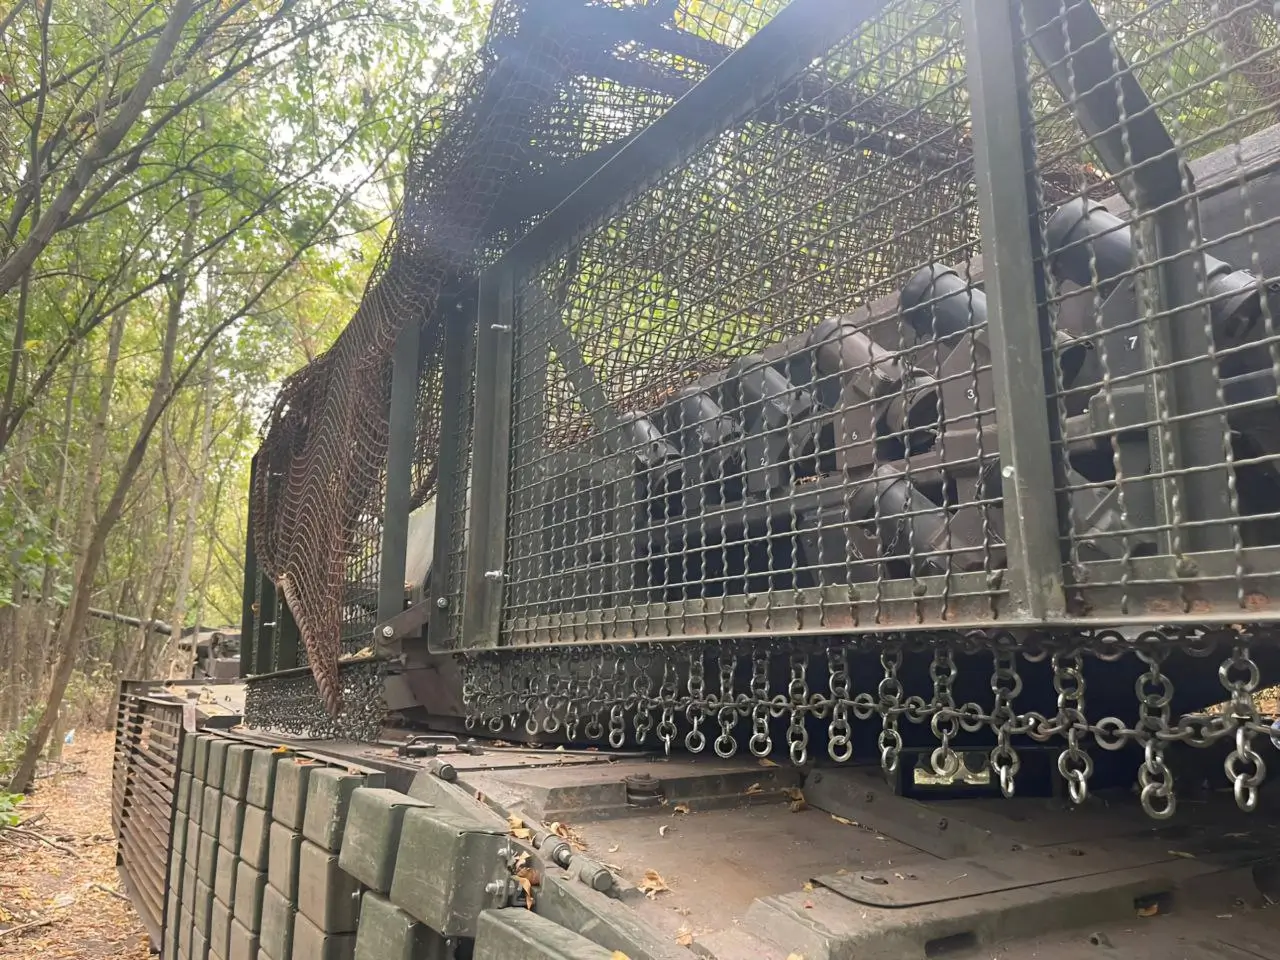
[112,681,186,948]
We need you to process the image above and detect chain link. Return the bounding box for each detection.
[456,630,1277,819]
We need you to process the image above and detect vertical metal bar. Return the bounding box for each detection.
[239,456,259,678]
[463,265,516,648]
[255,574,276,675]
[1142,212,1234,555]
[378,318,422,625]
[275,596,300,671]
[427,294,476,652]
[962,0,1067,620]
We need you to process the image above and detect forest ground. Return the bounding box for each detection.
[0,732,149,960]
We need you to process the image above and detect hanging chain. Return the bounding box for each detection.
[828,646,853,763]
[989,647,1022,798]
[786,651,811,766]
[453,629,1278,820]
[1222,644,1266,812]
[1135,645,1176,819]
[1052,649,1092,804]
[877,647,904,776]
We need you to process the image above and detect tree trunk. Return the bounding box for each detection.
[132,421,180,679]
[0,0,196,304]
[31,343,81,709]
[6,194,194,793]
[169,350,216,676]
[4,305,124,786]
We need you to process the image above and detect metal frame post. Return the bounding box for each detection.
[274,594,300,671]
[427,293,478,652]
[962,0,1067,619]
[378,316,422,627]
[239,455,259,677]
[463,265,516,648]
[254,572,276,674]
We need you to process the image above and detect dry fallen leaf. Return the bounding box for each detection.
[785,787,807,812]
[549,820,588,851]
[515,866,540,906]
[272,745,290,754]
[611,953,631,960]
[506,814,533,841]
[639,869,671,899]
[1167,850,1196,859]
[676,929,694,946]
[830,814,857,826]
[802,881,814,892]
[759,757,779,767]
[1137,903,1159,918]
[659,825,670,837]
[745,782,764,795]
[673,803,690,815]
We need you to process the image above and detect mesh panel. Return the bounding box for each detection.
[501,0,998,643]
[1021,0,1280,617]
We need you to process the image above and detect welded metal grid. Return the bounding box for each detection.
[1020,0,1280,618]
[499,0,1014,646]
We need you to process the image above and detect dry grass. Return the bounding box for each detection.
[0,731,150,960]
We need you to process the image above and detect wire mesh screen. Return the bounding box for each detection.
[1019,0,1280,618]
[249,0,789,711]
[500,0,1015,645]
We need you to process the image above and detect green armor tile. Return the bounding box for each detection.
[181,733,198,774]
[240,803,270,870]
[259,884,295,960]
[271,757,314,830]
[193,879,215,936]
[388,808,509,937]
[352,893,450,960]
[297,840,359,933]
[215,845,238,905]
[337,789,431,894]
[472,909,616,960]
[194,736,211,783]
[246,749,281,810]
[179,908,194,960]
[190,781,206,827]
[224,743,253,799]
[207,738,229,788]
[233,862,268,933]
[220,795,246,851]
[203,785,223,837]
[267,821,303,901]
[303,767,384,852]
[211,897,233,960]
[229,918,260,960]
[293,912,356,960]
[198,831,219,881]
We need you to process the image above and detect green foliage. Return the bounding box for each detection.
[0,473,71,608]
[0,792,23,827]
[0,706,41,783]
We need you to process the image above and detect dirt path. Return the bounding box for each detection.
[1,732,150,960]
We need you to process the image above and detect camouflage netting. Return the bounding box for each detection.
[250,0,1280,717]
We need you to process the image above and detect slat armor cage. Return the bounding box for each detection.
[244,0,1280,794]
